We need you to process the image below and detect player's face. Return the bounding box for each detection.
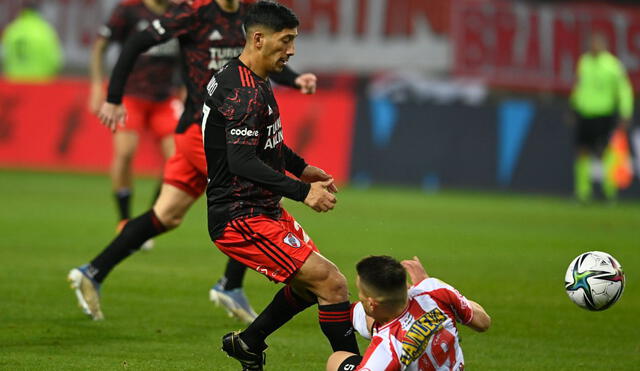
[262,28,298,73]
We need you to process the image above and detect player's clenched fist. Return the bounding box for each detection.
[98,102,127,132]
[304,179,337,212]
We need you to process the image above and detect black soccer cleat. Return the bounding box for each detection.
[221,331,267,371]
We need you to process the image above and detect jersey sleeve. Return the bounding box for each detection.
[219,87,311,202]
[357,336,401,371]
[412,278,474,325]
[351,302,372,340]
[99,3,129,42]
[282,144,307,178]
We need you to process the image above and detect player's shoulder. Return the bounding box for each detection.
[216,60,260,90]
[410,278,461,300]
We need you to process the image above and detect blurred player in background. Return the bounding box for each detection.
[327,256,491,371]
[203,3,359,369]
[1,0,62,82]
[90,0,181,250]
[570,33,634,203]
[68,0,317,323]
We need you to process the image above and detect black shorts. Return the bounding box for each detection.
[338,354,363,371]
[576,114,617,153]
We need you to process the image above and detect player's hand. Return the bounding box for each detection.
[88,82,104,115]
[295,73,317,95]
[98,102,127,132]
[304,179,337,212]
[401,256,429,286]
[300,166,338,193]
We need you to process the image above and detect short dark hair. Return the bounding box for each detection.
[244,1,299,33]
[356,256,407,294]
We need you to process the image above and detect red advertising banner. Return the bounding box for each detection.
[452,0,640,92]
[0,79,355,183]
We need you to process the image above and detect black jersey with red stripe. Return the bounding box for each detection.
[101,0,179,101]
[146,0,251,133]
[202,59,310,241]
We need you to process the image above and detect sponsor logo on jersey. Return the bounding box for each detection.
[400,308,447,366]
[208,46,244,70]
[283,233,301,248]
[256,265,269,276]
[230,127,259,137]
[264,119,283,149]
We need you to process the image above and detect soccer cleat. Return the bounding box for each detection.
[67,265,104,320]
[221,331,266,371]
[209,282,258,324]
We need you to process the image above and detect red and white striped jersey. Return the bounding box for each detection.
[351,278,474,371]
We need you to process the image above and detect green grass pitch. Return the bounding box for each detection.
[1,170,638,370]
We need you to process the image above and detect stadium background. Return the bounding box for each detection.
[1,0,639,370]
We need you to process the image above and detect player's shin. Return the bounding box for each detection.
[239,285,315,351]
[89,209,167,283]
[319,302,360,354]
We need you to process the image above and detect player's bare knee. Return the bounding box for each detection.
[154,210,183,230]
[319,268,348,303]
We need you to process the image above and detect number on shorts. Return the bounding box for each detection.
[293,221,311,243]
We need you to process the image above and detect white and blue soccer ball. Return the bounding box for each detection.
[564,251,625,311]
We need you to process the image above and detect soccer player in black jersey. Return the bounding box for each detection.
[203,2,359,369]
[68,0,317,323]
[89,0,181,250]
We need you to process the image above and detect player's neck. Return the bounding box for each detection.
[143,0,168,15]
[216,0,239,13]
[375,302,408,325]
[239,53,268,80]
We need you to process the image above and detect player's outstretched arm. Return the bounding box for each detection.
[466,300,491,332]
[271,66,317,94]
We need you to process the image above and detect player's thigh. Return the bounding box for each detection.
[159,135,175,160]
[292,251,347,304]
[162,143,207,199]
[175,124,207,174]
[113,130,139,158]
[326,352,362,371]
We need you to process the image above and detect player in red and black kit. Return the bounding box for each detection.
[89,0,181,242]
[203,3,359,369]
[68,0,317,322]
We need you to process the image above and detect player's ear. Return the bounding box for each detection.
[253,31,265,49]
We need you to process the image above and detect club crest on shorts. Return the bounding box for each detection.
[283,233,301,248]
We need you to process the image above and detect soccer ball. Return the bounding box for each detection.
[564,251,625,311]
